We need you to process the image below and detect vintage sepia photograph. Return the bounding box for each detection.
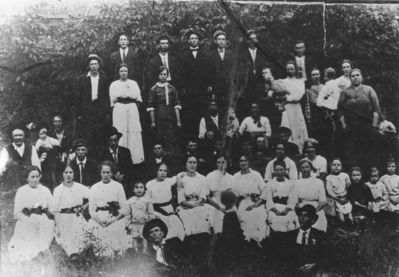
[1,0,399,276]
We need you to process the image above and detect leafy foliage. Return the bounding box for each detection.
[0,1,399,139]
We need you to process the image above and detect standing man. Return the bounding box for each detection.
[290,40,314,86]
[180,30,213,136]
[74,54,110,154]
[109,33,141,83]
[0,128,41,188]
[209,30,233,110]
[146,34,180,91]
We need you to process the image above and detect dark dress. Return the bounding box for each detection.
[348,182,373,217]
[147,82,182,157]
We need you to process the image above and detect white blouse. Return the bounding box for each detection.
[89,180,126,217]
[233,169,265,197]
[146,177,177,204]
[52,182,90,212]
[14,184,53,220]
[109,79,142,107]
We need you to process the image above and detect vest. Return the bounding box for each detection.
[204,114,222,138]
[6,143,32,168]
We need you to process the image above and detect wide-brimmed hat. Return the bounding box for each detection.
[278,126,292,136]
[143,218,168,241]
[86,54,103,65]
[213,30,226,40]
[295,204,319,222]
[106,126,123,139]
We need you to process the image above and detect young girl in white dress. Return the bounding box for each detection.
[124,181,156,252]
[86,161,130,258]
[8,166,54,262]
[380,160,399,212]
[52,165,90,258]
[366,167,388,213]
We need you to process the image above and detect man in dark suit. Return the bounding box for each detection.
[145,142,173,181]
[209,30,233,110]
[74,54,110,154]
[98,127,134,197]
[70,139,99,187]
[109,33,141,83]
[284,205,328,275]
[146,34,180,91]
[289,40,315,88]
[180,30,213,136]
[143,218,184,268]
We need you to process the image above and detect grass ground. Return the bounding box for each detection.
[1,187,399,277]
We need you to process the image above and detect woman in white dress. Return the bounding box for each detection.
[109,63,144,164]
[290,158,328,232]
[8,166,54,262]
[206,154,234,234]
[302,138,327,180]
[261,160,298,233]
[176,155,215,236]
[52,165,90,258]
[145,163,185,241]
[86,161,130,258]
[233,154,268,244]
[280,61,308,152]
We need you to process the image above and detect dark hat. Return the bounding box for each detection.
[295,204,319,221]
[213,30,226,40]
[143,218,168,241]
[86,54,103,65]
[106,126,123,139]
[73,139,88,150]
[278,126,292,136]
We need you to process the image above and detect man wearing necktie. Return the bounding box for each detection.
[69,139,99,187]
[289,40,316,89]
[109,33,141,83]
[180,30,213,136]
[146,34,181,92]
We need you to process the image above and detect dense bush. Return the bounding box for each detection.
[0,1,398,139]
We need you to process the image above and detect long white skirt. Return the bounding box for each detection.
[112,102,144,164]
[237,198,269,242]
[8,215,54,262]
[177,204,215,236]
[281,103,308,153]
[154,204,185,241]
[55,213,88,256]
[267,204,298,232]
[85,211,130,258]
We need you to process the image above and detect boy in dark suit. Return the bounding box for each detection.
[70,139,99,187]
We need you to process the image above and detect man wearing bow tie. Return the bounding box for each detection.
[109,34,141,83]
[180,31,213,136]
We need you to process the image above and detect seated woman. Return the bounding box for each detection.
[176,155,215,237]
[52,165,90,258]
[290,158,327,232]
[233,154,268,245]
[206,154,234,234]
[302,138,327,181]
[8,166,54,262]
[146,163,185,241]
[261,160,297,234]
[86,161,130,258]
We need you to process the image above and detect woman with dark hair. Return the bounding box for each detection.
[145,163,185,241]
[109,63,144,165]
[147,66,182,156]
[233,154,268,244]
[176,155,216,237]
[206,154,234,234]
[302,138,327,180]
[86,160,130,258]
[290,158,327,232]
[8,166,54,262]
[335,59,352,93]
[338,68,381,169]
[52,164,90,258]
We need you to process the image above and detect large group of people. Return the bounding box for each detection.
[1,29,399,276]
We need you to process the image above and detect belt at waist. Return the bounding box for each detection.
[153,201,172,208]
[22,207,47,216]
[60,205,82,214]
[96,206,110,211]
[116,98,137,104]
[273,196,288,205]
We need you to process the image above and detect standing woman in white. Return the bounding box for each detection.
[109,63,144,164]
[7,166,54,262]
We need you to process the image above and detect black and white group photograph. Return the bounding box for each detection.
[0,0,399,276]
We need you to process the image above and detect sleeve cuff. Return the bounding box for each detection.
[147,107,155,112]
[174,105,182,110]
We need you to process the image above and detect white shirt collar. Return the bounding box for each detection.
[12,142,24,149]
[109,147,118,154]
[87,72,100,78]
[297,227,311,245]
[77,157,87,165]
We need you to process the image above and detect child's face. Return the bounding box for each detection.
[351,170,362,183]
[39,128,47,140]
[134,183,145,197]
[387,163,396,175]
[157,164,168,180]
[370,172,379,183]
[158,69,168,82]
[331,160,342,174]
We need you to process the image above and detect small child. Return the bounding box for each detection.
[124,182,156,252]
[379,108,396,136]
[380,160,399,232]
[366,167,388,213]
[35,127,60,151]
[325,158,353,224]
[347,167,373,221]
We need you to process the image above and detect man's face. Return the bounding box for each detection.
[209,102,218,114]
[298,210,314,230]
[342,62,352,76]
[53,116,63,130]
[12,129,25,146]
[248,33,258,47]
[108,135,119,150]
[149,226,164,244]
[295,42,306,56]
[311,70,320,84]
[159,39,169,52]
[118,35,129,49]
[188,34,199,48]
[153,144,164,157]
[89,60,99,72]
[279,132,290,142]
[187,141,197,153]
[286,64,295,77]
[250,104,260,116]
[75,146,88,160]
[276,144,286,159]
[215,35,226,48]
